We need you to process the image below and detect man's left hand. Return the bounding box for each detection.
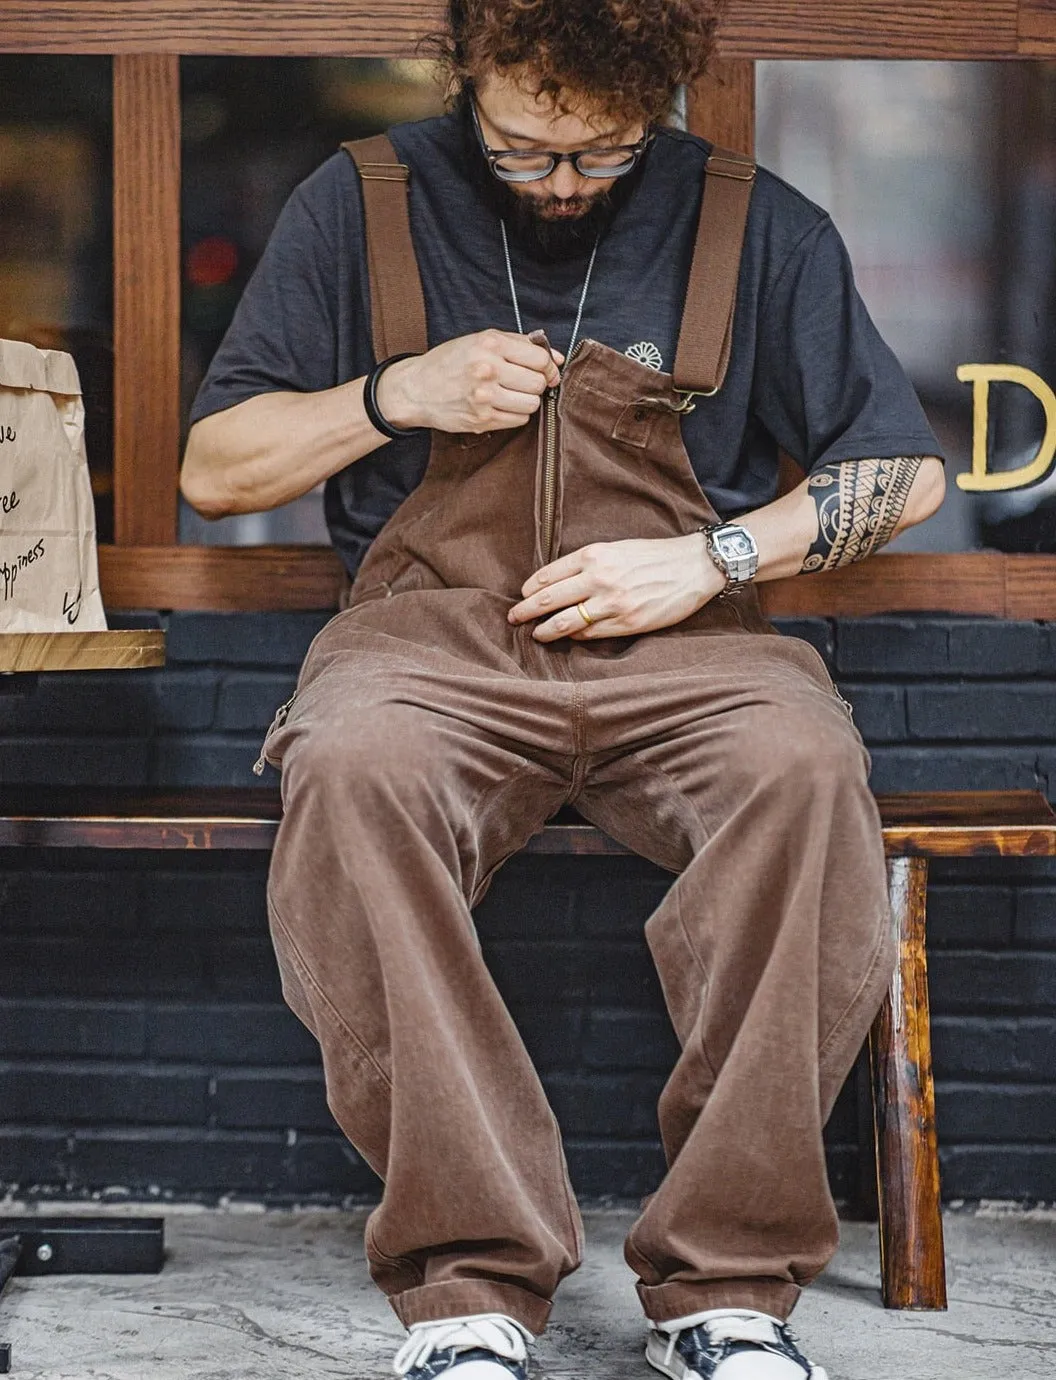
[508,533,725,642]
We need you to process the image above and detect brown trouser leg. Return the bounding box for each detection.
[264,617,893,1332]
[264,615,585,1335]
[573,633,895,1321]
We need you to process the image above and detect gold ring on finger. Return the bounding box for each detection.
[576,602,594,626]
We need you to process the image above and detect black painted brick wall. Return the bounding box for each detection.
[1,612,1055,1204]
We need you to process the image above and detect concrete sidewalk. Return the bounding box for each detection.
[1,1202,1054,1379]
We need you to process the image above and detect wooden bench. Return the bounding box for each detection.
[3,785,1056,1312]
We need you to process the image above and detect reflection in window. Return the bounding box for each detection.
[757,60,1056,552]
[179,57,446,546]
[0,56,113,540]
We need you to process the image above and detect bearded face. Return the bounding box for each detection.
[460,77,651,262]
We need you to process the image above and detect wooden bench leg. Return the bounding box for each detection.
[868,855,948,1310]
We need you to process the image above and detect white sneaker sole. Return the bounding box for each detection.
[645,1330,828,1380]
[431,1362,518,1380]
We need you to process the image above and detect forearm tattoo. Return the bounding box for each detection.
[800,456,926,573]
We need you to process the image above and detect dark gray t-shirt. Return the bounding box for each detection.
[190,106,943,580]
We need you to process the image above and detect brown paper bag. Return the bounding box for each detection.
[0,337,107,633]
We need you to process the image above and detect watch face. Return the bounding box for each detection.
[717,530,755,559]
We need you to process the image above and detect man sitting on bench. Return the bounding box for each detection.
[179,2,946,1376]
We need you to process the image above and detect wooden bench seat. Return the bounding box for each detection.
[2,786,1054,855]
[3,785,1055,1313]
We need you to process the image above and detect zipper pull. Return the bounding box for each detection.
[252,693,297,776]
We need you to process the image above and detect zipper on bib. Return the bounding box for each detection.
[540,338,587,564]
[541,386,559,562]
[252,691,298,776]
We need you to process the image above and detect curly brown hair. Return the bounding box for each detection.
[422,0,723,128]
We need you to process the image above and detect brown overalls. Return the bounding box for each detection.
[257,134,895,1336]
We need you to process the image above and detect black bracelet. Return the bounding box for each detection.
[363,352,425,440]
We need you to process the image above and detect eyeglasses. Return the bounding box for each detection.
[470,97,653,183]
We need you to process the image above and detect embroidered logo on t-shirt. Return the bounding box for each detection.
[625,341,663,370]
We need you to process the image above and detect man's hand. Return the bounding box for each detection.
[508,533,726,642]
[376,330,563,435]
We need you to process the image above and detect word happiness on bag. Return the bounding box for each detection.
[1,536,46,602]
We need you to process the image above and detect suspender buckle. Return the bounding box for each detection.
[358,162,411,182]
[672,386,719,413]
[704,154,756,183]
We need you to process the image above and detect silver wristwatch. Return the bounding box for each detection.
[700,522,759,590]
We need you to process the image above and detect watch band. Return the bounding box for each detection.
[363,352,426,440]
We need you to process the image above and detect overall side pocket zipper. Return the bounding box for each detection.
[252,692,298,776]
[834,687,855,721]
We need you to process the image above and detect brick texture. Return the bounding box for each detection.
[1,612,1055,1204]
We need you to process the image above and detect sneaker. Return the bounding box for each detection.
[646,1308,828,1380]
[393,1312,533,1380]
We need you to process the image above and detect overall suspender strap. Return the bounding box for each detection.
[341,132,749,388]
[341,133,429,361]
[672,146,757,398]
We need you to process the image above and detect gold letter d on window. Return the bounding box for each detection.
[956,364,1056,492]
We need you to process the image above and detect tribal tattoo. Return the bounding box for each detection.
[800,455,926,573]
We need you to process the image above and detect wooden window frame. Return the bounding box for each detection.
[2,2,1054,613]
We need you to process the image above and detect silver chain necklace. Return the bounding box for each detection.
[499,218,599,360]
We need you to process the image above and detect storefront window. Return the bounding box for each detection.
[0,56,113,540]
[178,57,446,545]
[175,57,1056,553]
[757,60,1056,553]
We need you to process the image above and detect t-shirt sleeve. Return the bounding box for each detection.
[751,216,945,470]
[189,183,341,426]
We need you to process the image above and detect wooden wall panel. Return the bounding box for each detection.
[0,1,440,54]
[99,547,1056,618]
[760,554,1010,618]
[686,60,754,155]
[0,0,1020,57]
[113,54,181,545]
[99,546,349,611]
[1005,554,1056,618]
[719,1,1018,58]
[1020,0,1056,52]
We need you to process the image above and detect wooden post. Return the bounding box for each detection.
[869,856,947,1310]
[112,53,182,545]
[685,59,755,153]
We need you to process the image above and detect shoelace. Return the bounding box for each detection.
[393,1315,529,1377]
[661,1312,790,1371]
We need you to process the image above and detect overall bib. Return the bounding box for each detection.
[259,135,895,1335]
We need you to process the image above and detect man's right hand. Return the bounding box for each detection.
[375,330,564,435]
[180,330,563,521]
